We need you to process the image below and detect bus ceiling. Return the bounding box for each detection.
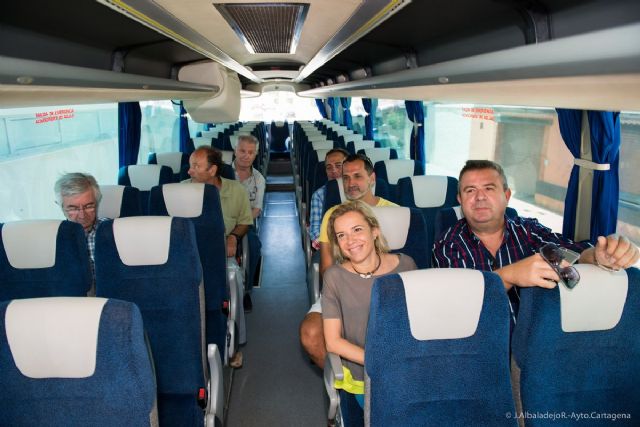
[0,0,639,112]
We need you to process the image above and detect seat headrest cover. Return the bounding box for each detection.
[401,269,484,340]
[193,137,212,149]
[5,297,107,378]
[162,184,205,217]
[128,165,163,191]
[560,264,628,332]
[99,185,126,219]
[221,150,234,164]
[312,140,333,150]
[453,205,464,219]
[2,220,61,268]
[411,175,448,207]
[353,140,373,151]
[113,216,172,266]
[230,135,239,149]
[370,207,410,249]
[337,178,346,203]
[364,148,391,165]
[156,153,184,173]
[384,160,416,185]
[316,149,330,160]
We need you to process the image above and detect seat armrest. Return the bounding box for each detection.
[324,352,344,421]
[206,344,224,427]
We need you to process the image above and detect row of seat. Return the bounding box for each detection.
[324,264,640,426]
[0,216,224,426]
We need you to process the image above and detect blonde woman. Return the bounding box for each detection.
[322,200,416,425]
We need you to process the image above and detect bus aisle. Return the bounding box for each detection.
[225,161,326,426]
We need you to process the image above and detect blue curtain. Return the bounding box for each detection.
[587,111,620,241]
[362,98,377,141]
[340,97,353,130]
[405,101,425,166]
[179,101,194,153]
[315,98,328,119]
[118,102,142,168]
[556,109,621,241]
[329,97,340,123]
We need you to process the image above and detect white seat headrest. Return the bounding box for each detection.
[353,140,374,151]
[128,165,164,191]
[155,152,184,174]
[99,185,126,219]
[230,135,239,149]
[371,206,410,249]
[193,137,212,149]
[383,160,416,185]
[221,150,234,164]
[162,184,205,217]
[5,297,107,378]
[2,220,61,268]
[316,149,330,161]
[401,269,484,340]
[363,148,391,165]
[312,140,333,150]
[453,206,464,219]
[560,264,628,332]
[113,216,172,266]
[411,175,448,207]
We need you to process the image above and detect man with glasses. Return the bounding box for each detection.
[308,148,349,250]
[54,172,106,293]
[433,160,639,320]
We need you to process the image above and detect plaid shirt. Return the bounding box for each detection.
[432,215,592,322]
[86,218,108,288]
[308,185,326,248]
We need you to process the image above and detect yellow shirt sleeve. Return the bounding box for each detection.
[318,205,337,243]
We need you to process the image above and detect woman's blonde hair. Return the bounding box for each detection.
[327,200,389,263]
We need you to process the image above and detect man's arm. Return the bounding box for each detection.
[320,242,333,275]
[308,188,324,248]
[578,235,639,270]
[227,224,249,257]
[494,254,560,290]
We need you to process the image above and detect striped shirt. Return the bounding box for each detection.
[432,215,592,322]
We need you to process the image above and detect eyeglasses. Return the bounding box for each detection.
[540,243,581,289]
[64,203,96,215]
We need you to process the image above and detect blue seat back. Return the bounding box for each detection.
[98,185,142,218]
[512,266,640,425]
[149,183,228,355]
[366,269,516,426]
[118,164,175,214]
[433,206,518,244]
[95,216,206,426]
[270,120,290,152]
[0,220,91,300]
[374,159,425,203]
[148,152,189,182]
[371,206,430,269]
[0,297,157,426]
[346,139,374,155]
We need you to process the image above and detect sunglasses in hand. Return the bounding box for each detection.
[540,243,581,290]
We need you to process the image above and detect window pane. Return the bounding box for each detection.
[138,100,179,164]
[375,100,412,159]
[239,92,321,122]
[618,112,640,250]
[0,104,118,222]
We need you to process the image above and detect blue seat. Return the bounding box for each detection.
[0,220,91,300]
[98,185,142,218]
[149,183,237,363]
[346,139,374,155]
[397,175,459,255]
[118,164,174,214]
[148,151,189,182]
[270,121,290,152]
[373,159,425,203]
[365,269,517,426]
[95,216,222,427]
[0,297,157,426]
[512,265,640,426]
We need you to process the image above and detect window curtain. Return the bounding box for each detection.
[315,98,328,119]
[405,101,425,166]
[556,109,621,241]
[179,101,194,154]
[362,98,377,141]
[118,102,142,168]
[340,97,353,130]
[329,97,340,123]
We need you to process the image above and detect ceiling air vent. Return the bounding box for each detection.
[215,3,309,54]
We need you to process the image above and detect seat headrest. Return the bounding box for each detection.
[2,220,61,268]
[400,269,484,340]
[371,206,410,249]
[193,137,212,149]
[128,165,164,191]
[312,140,333,150]
[156,152,184,173]
[162,183,205,217]
[113,216,172,266]
[230,135,239,149]
[221,150,234,164]
[353,140,373,151]
[316,149,330,160]
[384,160,416,185]
[99,185,126,219]
[560,264,628,332]
[453,206,464,219]
[411,175,448,207]
[5,297,107,378]
[363,148,391,165]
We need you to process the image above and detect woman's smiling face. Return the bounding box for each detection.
[333,210,379,263]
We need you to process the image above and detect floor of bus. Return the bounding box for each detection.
[224,162,327,426]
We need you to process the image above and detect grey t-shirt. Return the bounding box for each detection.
[322,253,417,382]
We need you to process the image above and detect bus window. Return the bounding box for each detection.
[618,112,640,251]
[375,99,412,159]
[239,92,321,123]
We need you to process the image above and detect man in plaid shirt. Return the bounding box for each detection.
[308,148,349,250]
